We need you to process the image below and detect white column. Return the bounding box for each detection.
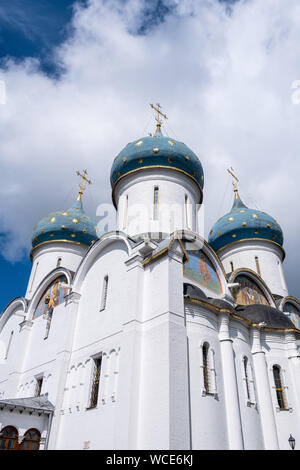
[218,313,244,449]
[251,327,279,449]
[286,333,300,414]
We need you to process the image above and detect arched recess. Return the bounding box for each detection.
[280,296,300,329]
[228,268,276,307]
[27,267,72,321]
[0,297,27,335]
[72,232,132,293]
[180,231,228,297]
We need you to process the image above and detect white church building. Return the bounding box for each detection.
[0,109,300,450]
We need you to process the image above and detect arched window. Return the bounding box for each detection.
[255,256,261,276]
[89,356,102,409]
[56,257,62,268]
[243,357,250,401]
[100,275,109,311]
[19,429,41,451]
[201,342,217,396]
[273,365,286,410]
[0,426,19,450]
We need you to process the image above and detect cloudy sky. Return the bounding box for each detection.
[0,0,300,311]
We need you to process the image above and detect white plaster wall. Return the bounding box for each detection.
[0,311,24,398]
[230,321,264,449]
[262,333,300,450]
[0,409,49,448]
[17,303,74,405]
[26,243,87,300]
[185,303,229,449]
[55,241,132,449]
[219,240,288,296]
[114,169,201,237]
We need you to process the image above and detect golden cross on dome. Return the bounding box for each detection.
[76,169,92,201]
[227,167,239,199]
[150,103,168,133]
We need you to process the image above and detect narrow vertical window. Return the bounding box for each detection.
[203,343,210,394]
[4,331,14,360]
[243,357,251,401]
[35,377,43,397]
[230,261,234,272]
[89,357,102,408]
[100,276,108,311]
[273,365,286,410]
[153,186,159,220]
[185,195,189,229]
[57,257,62,268]
[44,298,54,340]
[255,256,261,276]
[123,195,128,229]
[29,261,39,293]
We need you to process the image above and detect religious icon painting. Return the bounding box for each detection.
[232,275,269,306]
[284,302,300,329]
[183,248,222,295]
[33,276,68,319]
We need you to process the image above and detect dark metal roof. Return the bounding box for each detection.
[184,282,207,300]
[236,304,296,329]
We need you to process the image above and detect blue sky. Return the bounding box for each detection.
[1,0,300,313]
[0,0,84,311]
[0,0,237,313]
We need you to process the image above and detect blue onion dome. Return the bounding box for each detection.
[110,128,204,203]
[32,197,99,249]
[208,191,283,252]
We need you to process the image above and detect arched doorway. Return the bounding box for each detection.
[19,428,41,450]
[0,426,19,450]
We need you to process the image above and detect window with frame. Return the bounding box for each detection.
[100,276,109,311]
[35,377,43,397]
[88,356,102,409]
[273,365,286,410]
[153,186,159,220]
[203,342,210,394]
[0,426,19,450]
[19,429,41,451]
[201,342,217,396]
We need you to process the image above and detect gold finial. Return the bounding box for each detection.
[227,167,239,199]
[150,103,168,133]
[76,169,92,201]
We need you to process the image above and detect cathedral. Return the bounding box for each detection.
[0,106,300,451]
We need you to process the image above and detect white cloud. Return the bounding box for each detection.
[1,0,300,296]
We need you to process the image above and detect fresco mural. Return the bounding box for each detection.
[183,249,222,295]
[233,275,269,306]
[284,302,300,329]
[33,276,68,319]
